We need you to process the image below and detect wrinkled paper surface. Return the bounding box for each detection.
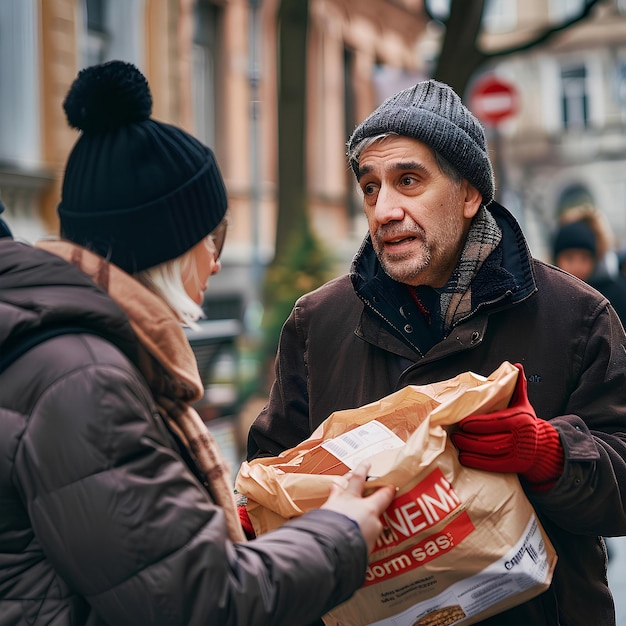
[236,362,557,626]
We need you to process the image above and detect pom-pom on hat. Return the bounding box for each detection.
[347,79,495,206]
[58,60,228,273]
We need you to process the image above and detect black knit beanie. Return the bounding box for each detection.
[58,60,228,273]
[553,221,597,259]
[347,79,495,206]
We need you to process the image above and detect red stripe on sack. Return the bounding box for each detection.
[364,511,475,586]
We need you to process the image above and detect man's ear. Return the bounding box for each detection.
[462,181,483,219]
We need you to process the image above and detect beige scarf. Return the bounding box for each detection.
[36,240,246,543]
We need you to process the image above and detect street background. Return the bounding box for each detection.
[4,2,626,621]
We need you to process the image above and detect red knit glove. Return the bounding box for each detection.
[238,505,256,540]
[451,363,564,492]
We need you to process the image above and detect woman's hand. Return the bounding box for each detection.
[321,462,395,553]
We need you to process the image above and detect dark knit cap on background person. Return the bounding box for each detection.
[58,60,228,273]
[347,79,495,206]
[552,221,597,259]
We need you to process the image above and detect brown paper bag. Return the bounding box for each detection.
[235,362,557,626]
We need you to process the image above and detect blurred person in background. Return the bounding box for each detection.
[552,205,626,326]
[552,208,626,567]
[0,200,12,239]
[248,79,626,625]
[0,60,395,626]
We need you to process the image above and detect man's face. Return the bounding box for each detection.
[555,249,595,282]
[357,136,482,288]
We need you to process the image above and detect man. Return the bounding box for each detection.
[248,80,626,625]
[553,214,626,325]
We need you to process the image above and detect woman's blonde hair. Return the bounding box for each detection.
[135,215,228,329]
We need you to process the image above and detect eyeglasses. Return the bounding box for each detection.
[210,220,228,261]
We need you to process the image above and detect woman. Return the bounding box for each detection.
[0,60,394,625]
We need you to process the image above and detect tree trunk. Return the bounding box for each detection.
[432,0,486,97]
[275,0,310,264]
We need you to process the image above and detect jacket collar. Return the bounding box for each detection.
[349,202,537,356]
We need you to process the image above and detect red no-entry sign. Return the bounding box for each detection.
[469,75,519,126]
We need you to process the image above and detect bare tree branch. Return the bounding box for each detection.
[482,0,606,60]
[428,0,608,96]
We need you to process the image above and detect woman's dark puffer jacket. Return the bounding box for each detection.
[0,239,368,626]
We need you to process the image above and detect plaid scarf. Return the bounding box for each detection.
[439,206,502,333]
[36,240,246,544]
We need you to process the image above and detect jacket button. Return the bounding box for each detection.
[404,324,413,334]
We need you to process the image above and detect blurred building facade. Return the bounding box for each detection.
[3,0,626,311]
[467,0,626,261]
[0,0,426,321]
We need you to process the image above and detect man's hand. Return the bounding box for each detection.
[451,363,564,491]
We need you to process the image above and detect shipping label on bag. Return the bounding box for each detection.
[235,362,557,626]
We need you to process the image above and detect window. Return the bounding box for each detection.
[81,0,143,69]
[549,0,587,20]
[193,1,223,149]
[424,0,516,31]
[483,0,516,32]
[614,60,626,117]
[85,0,109,66]
[560,65,589,129]
[0,0,39,165]
[0,0,49,240]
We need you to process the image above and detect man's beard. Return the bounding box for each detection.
[373,224,431,285]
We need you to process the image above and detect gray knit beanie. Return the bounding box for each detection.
[347,79,495,206]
